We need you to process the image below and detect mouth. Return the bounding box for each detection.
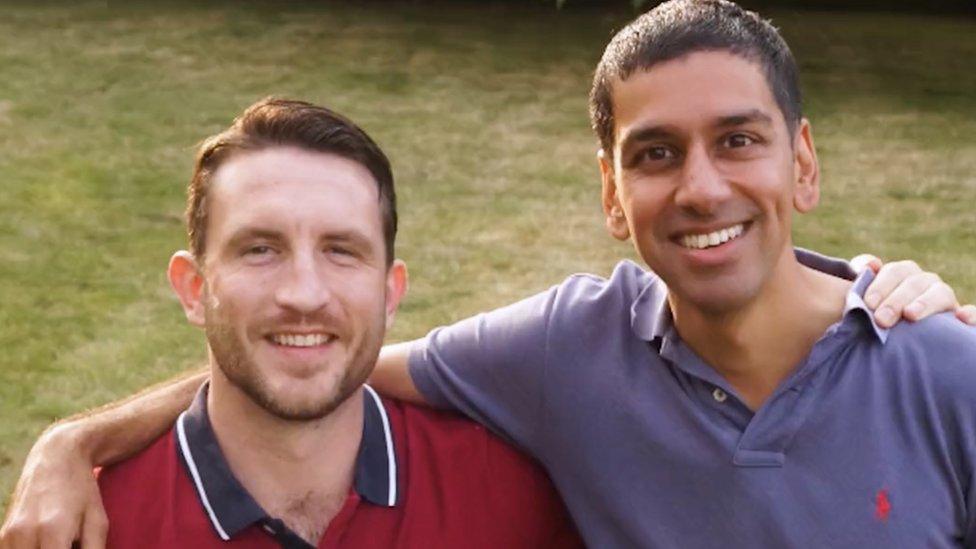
[676,222,747,251]
[266,332,337,348]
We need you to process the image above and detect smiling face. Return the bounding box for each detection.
[171,146,405,421]
[600,50,819,315]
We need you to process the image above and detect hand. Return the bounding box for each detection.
[0,424,107,549]
[852,255,976,329]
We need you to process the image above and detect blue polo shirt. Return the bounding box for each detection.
[409,251,976,547]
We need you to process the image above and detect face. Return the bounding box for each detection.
[170,146,406,421]
[600,50,819,315]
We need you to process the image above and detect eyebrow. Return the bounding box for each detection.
[224,228,283,250]
[223,227,377,254]
[715,109,774,128]
[324,230,376,252]
[618,125,679,156]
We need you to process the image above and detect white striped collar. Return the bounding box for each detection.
[175,382,400,542]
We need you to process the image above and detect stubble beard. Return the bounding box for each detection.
[203,302,382,422]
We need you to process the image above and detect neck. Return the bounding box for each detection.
[670,248,852,410]
[207,368,363,544]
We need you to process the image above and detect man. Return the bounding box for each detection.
[75,98,582,548]
[393,2,976,545]
[2,1,975,548]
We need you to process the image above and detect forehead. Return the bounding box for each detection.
[611,50,784,141]
[207,146,382,242]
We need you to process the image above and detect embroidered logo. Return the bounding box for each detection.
[875,489,891,522]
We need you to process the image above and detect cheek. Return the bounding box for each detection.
[621,183,669,235]
[209,274,268,318]
[338,276,389,322]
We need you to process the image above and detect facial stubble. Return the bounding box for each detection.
[202,293,384,422]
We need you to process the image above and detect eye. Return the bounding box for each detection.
[724,133,757,148]
[632,145,678,168]
[325,245,361,264]
[642,146,676,161]
[326,245,353,256]
[244,245,275,256]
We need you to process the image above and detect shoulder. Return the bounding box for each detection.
[97,430,180,523]
[98,430,176,493]
[548,260,661,317]
[388,401,558,504]
[556,260,658,299]
[392,399,533,461]
[883,312,976,401]
[389,400,582,546]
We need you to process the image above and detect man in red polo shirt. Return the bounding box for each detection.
[95,97,581,548]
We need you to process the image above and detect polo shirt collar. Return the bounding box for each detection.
[843,268,890,343]
[630,247,863,343]
[175,383,399,542]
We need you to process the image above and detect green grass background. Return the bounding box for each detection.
[1,2,973,509]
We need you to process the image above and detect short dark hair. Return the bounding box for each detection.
[187,97,397,265]
[589,0,802,156]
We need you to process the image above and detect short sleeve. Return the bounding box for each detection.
[408,286,559,452]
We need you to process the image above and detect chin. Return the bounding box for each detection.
[262,372,357,421]
[674,278,762,316]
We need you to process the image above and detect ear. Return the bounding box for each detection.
[599,148,630,241]
[168,251,206,327]
[792,118,820,213]
[384,259,409,331]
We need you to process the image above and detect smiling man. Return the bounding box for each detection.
[597,48,853,410]
[88,99,581,548]
[387,3,976,545]
[3,2,976,549]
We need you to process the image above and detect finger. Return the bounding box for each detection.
[78,499,108,549]
[0,521,33,549]
[864,260,922,310]
[872,273,947,328]
[901,282,959,322]
[36,511,82,549]
[850,254,882,274]
[957,304,976,325]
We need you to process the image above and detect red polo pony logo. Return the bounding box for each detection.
[875,489,891,522]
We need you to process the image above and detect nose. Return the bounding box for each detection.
[674,142,731,216]
[274,251,331,316]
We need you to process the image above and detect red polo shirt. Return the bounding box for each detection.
[97,384,582,548]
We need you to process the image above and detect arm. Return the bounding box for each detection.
[1,369,206,549]
[370,258,974,409]
[369,341,427,404]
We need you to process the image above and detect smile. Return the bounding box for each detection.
[269,333,336,347]
[679,223,745,250]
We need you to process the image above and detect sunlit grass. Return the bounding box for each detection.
[1,2,973,508]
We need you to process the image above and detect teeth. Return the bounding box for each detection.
[270,333,333,347]
[680,223,744,250]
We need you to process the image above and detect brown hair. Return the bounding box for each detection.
[187,97,397,264]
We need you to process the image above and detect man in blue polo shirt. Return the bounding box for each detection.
[2,1,975,548]
[392,1,976,545]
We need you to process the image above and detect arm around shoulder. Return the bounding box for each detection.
[1,368,207,549]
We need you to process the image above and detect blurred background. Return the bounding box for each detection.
[0,0,973,510]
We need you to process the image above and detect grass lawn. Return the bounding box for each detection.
[1,1,973,511]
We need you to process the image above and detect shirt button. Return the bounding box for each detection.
[712,388,728,403]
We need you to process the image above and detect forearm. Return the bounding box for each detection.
[370,341,428,405]
[56,368,207,465]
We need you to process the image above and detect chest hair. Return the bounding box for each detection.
[270,490,349,544]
